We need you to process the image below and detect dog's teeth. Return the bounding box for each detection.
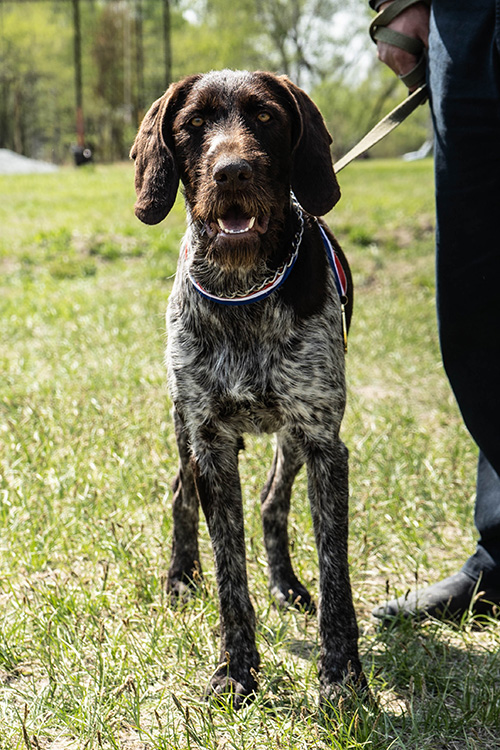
[216,217,257,234]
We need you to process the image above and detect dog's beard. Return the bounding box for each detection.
[189,184,287,271]
[205,232,264,271]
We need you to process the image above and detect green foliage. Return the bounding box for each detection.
[0,0,426,164]
[0,161,499,748]
[173,0,264,75]
[0,3,74,160]
[314,68,432,159]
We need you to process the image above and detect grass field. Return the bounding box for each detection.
[1,160,499,749]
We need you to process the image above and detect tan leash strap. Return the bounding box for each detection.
[334,83,428,173]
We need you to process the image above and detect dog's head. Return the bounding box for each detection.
[131,70,340,268]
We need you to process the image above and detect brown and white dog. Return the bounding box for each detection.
[131,69,364,706]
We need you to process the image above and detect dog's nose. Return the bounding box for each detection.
[213,157,252,186]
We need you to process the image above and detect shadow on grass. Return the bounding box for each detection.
[360,613,500,747]
[257,610,500,748]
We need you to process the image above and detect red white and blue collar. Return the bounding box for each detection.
[316,222,348,300]
[187,194,347,306]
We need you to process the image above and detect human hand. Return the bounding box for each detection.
[375,1,430,90]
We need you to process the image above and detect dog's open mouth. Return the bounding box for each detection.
[205,207,270,239]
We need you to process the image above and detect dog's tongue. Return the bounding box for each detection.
[218,209,255,234]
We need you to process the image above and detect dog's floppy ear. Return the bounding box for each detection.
[130,76,199,225]
[278,76,340,217]
[130,93,176,225]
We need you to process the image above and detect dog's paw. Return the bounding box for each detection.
[166,565,203,604]
[271,579,316,613]
[319,679,376,730]
[166,578,194,604]
[319,659,370,708]
[205,670,258,710]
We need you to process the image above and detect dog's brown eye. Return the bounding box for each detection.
[257,112,271,123]
[190,116,205,128]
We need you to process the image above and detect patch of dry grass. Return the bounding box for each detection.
[1,160,498,749]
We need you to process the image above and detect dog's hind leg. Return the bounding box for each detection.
[261,433,314,611]
[167,410,202,599]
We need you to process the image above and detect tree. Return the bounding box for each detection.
[184,0,370,87]
[0,3,73,160]
[91,3,128,160]
[255,0,356,85]
[0,0,428,163]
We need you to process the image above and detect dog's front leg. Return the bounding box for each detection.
[193,436,260,707]
[305,435,366,702]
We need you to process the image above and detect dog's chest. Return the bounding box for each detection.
[167,287,345,436]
